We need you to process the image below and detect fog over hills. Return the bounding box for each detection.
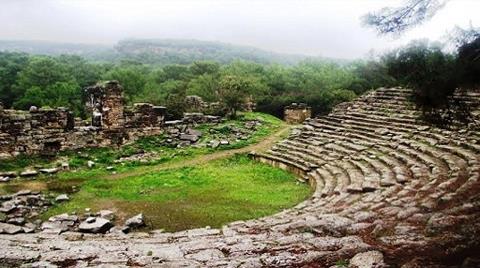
[1,0,479,59]
[0,39,350,65]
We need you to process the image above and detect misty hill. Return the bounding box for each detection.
[0,39,345,65]
[113,39,315,65]
[0,40,112,58]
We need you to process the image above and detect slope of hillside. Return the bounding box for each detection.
[113,38,313,65]
[0,39,349,65]
[0,40,112,58]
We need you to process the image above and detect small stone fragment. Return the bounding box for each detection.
[125,213,145,228]
[349,250,384,268]
[55,194,69,202]
[0,222,24,234]
[20,169,38,177]
[79,217,113,234]
[99,210,115,220]
[39,168,59,174]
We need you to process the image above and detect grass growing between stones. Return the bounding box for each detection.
[42,154,312,231]
[0,112,282,173]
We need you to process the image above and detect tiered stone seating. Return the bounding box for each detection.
[1,87,479,267]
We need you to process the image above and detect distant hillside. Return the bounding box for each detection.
[113,39,314,65]
[0,39,348,65]
[0,40,112,58]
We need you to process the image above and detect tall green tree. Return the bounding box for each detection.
[218,75,254,118]
[0,52,29,107]
[102,65,147,102]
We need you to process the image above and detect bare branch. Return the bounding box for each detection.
[362,0,448,35]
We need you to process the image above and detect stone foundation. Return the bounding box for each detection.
[0,81,166,159]
[284,103,311,124]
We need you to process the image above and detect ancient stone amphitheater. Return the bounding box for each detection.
[1,88,480,267]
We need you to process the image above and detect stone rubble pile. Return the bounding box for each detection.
[41,210,145,235]
[163,118,262,149]
[2,88,479,267]
[0,190,53,234]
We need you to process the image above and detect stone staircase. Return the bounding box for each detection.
[1,88,480,267]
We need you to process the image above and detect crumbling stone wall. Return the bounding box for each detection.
[85,81,125,129]
[185,95,223,115]
[284,103,311,124]
[0,81,166,159]
[124,103,166,128]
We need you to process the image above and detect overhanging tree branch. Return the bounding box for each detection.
[362,0,449,35]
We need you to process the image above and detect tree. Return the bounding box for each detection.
[162,64,192,81]
[102,65,147,102]
[0,52,29,107]
[189,61,220,76]
[56,55,104,88]
[349,60,397,94]
[14,56,72,98]
[13,81,83,115]
[164,81,187,120]
[218,75,253,118]
[187,74,220,102]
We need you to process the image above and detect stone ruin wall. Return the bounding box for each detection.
[0,81,166,159]
[284,103,312,124]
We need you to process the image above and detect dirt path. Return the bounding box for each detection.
[105,123,292,180]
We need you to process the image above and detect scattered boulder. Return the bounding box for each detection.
[29,106,38,112]
[209,140,220,148]
[0,171,17,178]
[61,162,70,170]
[79,217,113,234]
[87,161,95,168]
[179,134,200,143]
[99,210,115,220]
[55,194,69,202]
[349,251,384,268]
[15,190,32,196]
[125,213,145,229]
[0,176,11,182]
[20,169,38,177]
[186,128,202,137]
[41,221,70,234]
[48,213,78,223]
[109,225,130,234]
[39,168,59,174]
[7,217,25,225]
[0,222,24,234]
[0,201,17,213]
[220,140,229,145]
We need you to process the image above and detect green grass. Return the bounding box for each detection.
[43,154,312,231]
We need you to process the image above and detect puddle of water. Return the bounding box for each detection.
[0,177,83,195]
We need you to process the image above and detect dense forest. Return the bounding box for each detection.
[0,51,391,119]
[0,37,478,122]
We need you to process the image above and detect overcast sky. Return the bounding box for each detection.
[1,0,479,59]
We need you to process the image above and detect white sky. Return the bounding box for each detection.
[1,0,479,59]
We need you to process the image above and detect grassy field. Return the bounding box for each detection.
[42,154,312,231]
